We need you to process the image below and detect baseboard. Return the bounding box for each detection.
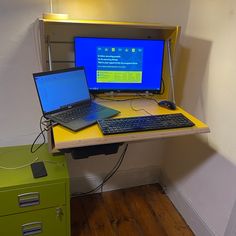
[70,165,161,195]
[224,199,236,236]
[160,171,215,236]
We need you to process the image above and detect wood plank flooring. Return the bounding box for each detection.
[71,184,194,236]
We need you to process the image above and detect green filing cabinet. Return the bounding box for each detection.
[0,145,70,236]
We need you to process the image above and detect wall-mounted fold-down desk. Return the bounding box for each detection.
[48,98,210,153]
[40,19,209,152]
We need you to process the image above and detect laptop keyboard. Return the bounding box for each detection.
[53,103,105,123]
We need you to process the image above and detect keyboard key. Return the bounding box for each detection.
[53,103,105,123]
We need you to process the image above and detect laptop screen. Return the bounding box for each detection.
[33,67,90,114]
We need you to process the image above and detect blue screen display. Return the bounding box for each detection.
[34,69,90,113]
[74,37,165,93]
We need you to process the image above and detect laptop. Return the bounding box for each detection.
[33,67,120,131]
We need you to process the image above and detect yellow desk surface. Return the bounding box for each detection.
[50,98,210,151]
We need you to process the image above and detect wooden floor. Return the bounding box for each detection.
[71,184,194,236]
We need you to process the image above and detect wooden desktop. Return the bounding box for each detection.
[48,96,210,152]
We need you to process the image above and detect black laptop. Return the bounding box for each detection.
[33,67,119,131]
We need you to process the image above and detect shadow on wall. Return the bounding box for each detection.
[161,135,236,236]
[67,141,164,194]
[174,35,212,115]
[162,135,216,183]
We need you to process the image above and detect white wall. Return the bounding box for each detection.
[0,1,44,146]
[162,0,236,235]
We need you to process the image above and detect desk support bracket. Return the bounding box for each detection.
[62,143,124,159]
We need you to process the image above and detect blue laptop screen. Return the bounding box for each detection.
[34,68,90,114]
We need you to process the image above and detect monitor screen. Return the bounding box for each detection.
[74,37,165,93]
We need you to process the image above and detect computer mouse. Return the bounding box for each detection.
[158,100,176,110]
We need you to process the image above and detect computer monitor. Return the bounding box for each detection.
[74,37,165,94]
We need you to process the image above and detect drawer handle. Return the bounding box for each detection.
[22,222,42,236]
[18,192,40,207]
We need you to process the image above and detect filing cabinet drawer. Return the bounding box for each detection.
[0,183,65,216]
[0,206,67,236]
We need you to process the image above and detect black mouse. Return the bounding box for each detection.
[158,100,176,110]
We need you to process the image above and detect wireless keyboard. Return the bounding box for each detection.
[97,113,195,135]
